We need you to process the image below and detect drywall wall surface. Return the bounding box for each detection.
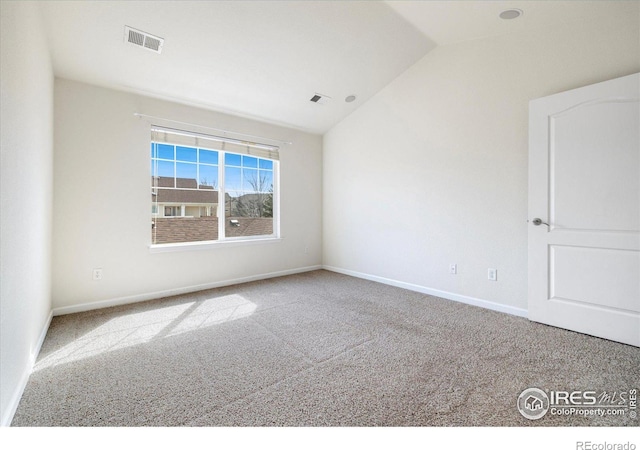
[1,1,54,426]
[53,79,322,309]
[323,11,639,310]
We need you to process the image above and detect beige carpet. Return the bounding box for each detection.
[11,270,639,426]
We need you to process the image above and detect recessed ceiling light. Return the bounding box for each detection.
[499,9,523,20]
[345,95,357,103]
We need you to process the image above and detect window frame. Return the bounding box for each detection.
[149,132,280,250]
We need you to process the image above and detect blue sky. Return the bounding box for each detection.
[151,143,273,195]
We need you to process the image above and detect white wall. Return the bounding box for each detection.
[0,1,54,426]
[53,79,322,311]
[323,12,639,312]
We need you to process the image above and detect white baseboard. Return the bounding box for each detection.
[1,310,53,427]
[32,310,53,367]
[53,265,323,316]
[322,265,528,318]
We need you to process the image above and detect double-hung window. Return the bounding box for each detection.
[150,126,279,246]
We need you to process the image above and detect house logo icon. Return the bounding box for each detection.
[517,388,550,420]
[525,395,543,411]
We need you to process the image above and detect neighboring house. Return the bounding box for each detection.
[151,176,273,244]
[152,176,218,218]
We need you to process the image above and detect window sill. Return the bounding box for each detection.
[149,236,283,253]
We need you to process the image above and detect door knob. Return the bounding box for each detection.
[532,218,549,227]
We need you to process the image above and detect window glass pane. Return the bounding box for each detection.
[155,160,174,179]
[225,190,241,217]
[243,155,258,168]
[199,149,218,165]
[176,163,197,188]
[151,143,157,159]
[259,170,273,192]
[157,144,174,160]
[259,159,273,170]
[199,164,218,189]
[152,188,219,245]
[176,146,197,162]
[225,191,273,237]
[242,168,258,191]
[226,153,242,167]
[225,166,242,192]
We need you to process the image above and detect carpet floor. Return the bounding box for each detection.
[11,270,639,426]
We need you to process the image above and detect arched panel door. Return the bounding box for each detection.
[528,73,639,347]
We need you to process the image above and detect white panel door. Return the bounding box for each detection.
[528,73,640,347]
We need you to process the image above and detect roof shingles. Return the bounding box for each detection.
[152,217,273,244]
[152,177,218,204]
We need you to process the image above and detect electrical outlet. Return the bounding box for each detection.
[488,268,497,281]
[449,264,457,275]
[92,268,103,281]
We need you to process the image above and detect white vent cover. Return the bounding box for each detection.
[124,26,164,54]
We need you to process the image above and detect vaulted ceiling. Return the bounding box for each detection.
[39,1,637,134]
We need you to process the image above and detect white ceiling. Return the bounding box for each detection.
[39,1,638,134]
[387,1,638,47]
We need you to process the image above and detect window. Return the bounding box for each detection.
[150,126,278,245]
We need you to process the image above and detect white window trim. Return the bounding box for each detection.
[149,236,283,253]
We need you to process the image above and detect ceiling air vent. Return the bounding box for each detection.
[124,26,164,54]
[310,93,331,105]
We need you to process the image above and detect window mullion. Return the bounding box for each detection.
[218,152,225,241]
[273,161,280,238]
[173,145,177,188]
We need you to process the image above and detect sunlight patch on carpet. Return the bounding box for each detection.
[36,294,256,370]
